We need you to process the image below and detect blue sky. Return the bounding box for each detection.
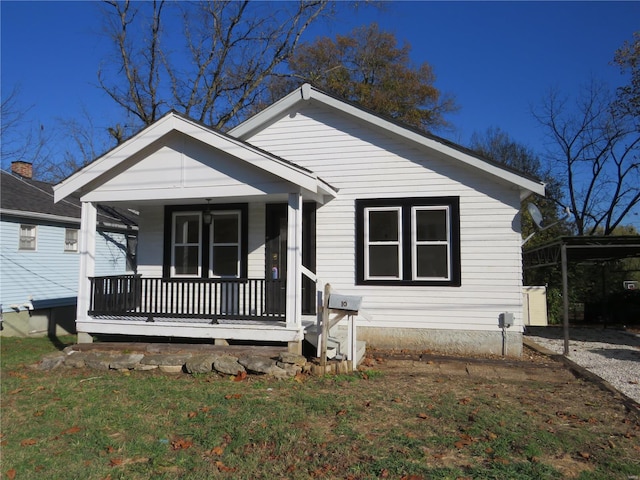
[2,1,637,149]
[1,1,639,226]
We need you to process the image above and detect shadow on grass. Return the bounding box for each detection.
[47,334,75,351]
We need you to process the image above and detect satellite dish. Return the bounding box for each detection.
[527,203,544,230]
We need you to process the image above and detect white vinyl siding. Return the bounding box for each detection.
[244,103,524,332]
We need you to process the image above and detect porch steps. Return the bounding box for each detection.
[304,323,366,366]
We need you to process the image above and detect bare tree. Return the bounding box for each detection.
[1,85,51,177]
[534,81,640,235]
[98,0,331,141]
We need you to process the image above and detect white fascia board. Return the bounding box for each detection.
[54,115,178,203]
[231,84,545,197]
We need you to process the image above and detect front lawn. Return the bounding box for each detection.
[1,336,639,479]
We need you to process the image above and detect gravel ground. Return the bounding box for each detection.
[526,327,640,404]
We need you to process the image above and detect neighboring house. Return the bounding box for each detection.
[1,162,137,337]
[53,84,544,356]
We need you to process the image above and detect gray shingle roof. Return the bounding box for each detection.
[1,170,137,229]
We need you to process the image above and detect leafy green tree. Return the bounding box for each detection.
[266,23,457,132]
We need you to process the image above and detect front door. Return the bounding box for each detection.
[265,203,316,315]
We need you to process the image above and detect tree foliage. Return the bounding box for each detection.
[613,31,640,123]
[98,0,332,139]
[265,23,457,132]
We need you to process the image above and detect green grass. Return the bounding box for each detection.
[1,336,639,479]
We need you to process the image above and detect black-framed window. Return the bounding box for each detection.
[356,197,461,286]
[163,204,248,278]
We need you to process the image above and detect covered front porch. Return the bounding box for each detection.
[53,112,336,353]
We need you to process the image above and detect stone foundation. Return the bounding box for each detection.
[359,327,523,357]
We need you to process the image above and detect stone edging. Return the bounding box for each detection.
[34,347,309,379]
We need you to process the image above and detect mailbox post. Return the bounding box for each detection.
[320,284,362,370]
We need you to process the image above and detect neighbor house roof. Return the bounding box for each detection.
[230,83,546,199]
[1,170,137,230]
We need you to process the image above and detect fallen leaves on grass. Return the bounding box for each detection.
[6,469,16,479]
[224,393,242,400]
[61,426,81,435]
[417,412,429,419]
[233,371,247,382]
[214,460,236,472]
[20,438,37,446]
[8,371,28,379]
[109,457,149,467]
[454,433,475,449]
[9,388,23,395]
[171,438,193,450]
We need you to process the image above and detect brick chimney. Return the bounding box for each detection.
[11,161,33,179]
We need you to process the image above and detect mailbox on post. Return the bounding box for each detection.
[328,294,362,313]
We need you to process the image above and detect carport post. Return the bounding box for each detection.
[561,243,569,355]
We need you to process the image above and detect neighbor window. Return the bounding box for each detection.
[64,228,79,252]
[171,212,202,277]
[356,197,460,286]
[19,224,36,251]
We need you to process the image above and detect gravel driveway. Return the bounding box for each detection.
[525,327,640,404]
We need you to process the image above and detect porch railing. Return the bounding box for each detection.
[89,275,286,322]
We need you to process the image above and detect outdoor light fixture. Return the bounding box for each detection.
[203,199,212,225]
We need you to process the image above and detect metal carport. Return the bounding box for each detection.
[523,236,640,355]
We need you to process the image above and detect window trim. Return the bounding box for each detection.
[411,205,451,281]
[64,228,79,253]
[19,224,37,251]
[171,211,203,278]
[363,206,403,281]
[356,197,461,287]
[208,210,242,278]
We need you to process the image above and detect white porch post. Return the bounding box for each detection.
[76,201,97,343]
[286,192,303,337]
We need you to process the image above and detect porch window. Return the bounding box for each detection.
[172,212,201,277]
[356,197,460,286]
[19,224,36,251]
[210,211,241,277]
[64,228,79,252]
[164,204,248,279]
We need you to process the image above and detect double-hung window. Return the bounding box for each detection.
[19,224,36,251]
[164,204,248,279]
[356,197,460,286]
[171,212,202,277]
[209,211,241,277]
[64,228,79,252]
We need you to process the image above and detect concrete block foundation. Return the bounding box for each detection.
[359,326,523,357]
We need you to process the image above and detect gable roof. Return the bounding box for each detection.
[54,110,337,203]
[230,84,546,199]
[1,170,137,230]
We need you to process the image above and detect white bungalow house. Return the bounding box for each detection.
[54,84,544,357]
